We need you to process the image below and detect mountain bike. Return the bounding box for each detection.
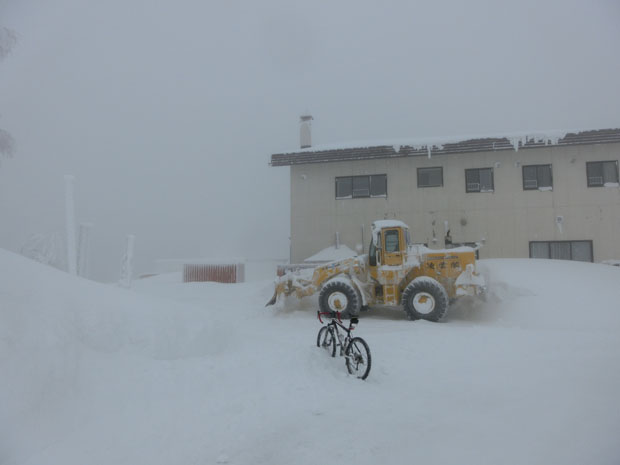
[316,310,371,380]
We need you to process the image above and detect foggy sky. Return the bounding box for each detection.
[1,0,619,281]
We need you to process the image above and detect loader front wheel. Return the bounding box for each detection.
[319,280,361,318]
[402,278,449,322]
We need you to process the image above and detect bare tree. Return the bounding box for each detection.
[0,27,17,60]
[0,27,17,158]
[0,128,14,158]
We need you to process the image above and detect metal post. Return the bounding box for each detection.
[64,175,77,275]
[119,234,135,288]
[77,223,93,278]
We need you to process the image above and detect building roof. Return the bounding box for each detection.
[270,128,620,167]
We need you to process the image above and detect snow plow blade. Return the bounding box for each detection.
[265,289,278,306]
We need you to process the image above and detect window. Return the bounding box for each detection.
[465,168,494,192]
[384,230,400,252]
[523,164,552,190]
[335,174,387,198]
[336,177,352,198]
[369,239,377,266]
[529,240,593,262]
[370,174,387,196]
[352,176,369,197]
[417,167,443,187]
[587,161,619,187]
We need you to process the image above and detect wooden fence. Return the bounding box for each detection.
[183,263,245,283]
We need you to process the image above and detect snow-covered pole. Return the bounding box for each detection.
[361,224,365,249]
[77,222,93,278]
[119,234,135,288]
[64,175,77,275]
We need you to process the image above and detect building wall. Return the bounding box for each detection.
[289,142,620,263]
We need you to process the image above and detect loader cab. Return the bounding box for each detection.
[369,223,411,268]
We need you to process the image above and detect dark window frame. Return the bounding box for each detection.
[335,174,387,199]
[586,160,619,187]
[417,166,444,188]
[529,240,593,262]
[522,164,553,190]
[465,167,494,193]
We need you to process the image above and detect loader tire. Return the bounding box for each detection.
[319,280,361,318]
[402,278,449,322]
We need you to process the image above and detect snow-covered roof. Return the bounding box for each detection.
[270,128,620,167]
[371,220,409,230]
[304,245,357,263]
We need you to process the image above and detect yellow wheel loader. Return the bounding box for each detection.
[266,220,486,322]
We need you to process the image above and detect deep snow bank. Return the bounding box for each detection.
[2,250,620,465]
[0,249,238,462]
[471,258,620,331]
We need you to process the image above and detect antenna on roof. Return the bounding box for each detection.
[300,114,313,149]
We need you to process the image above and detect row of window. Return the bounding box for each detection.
[335,161,619,197]
[529,240,593,262]
[335,175,387,198]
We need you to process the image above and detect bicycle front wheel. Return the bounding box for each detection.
[344,337,371,380]
[317,326,336,357]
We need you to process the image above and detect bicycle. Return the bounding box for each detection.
[316,310,372,380]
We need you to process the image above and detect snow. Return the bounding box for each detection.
[2,250,620,465]
[371,220,410,245]
[414,244,478,255]
[371,219,409,231]
[284,129,572,154]
[304,244,357,262]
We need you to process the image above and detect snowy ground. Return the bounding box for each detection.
[2,249,620,465]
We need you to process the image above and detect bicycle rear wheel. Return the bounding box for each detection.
[344,337,371,379]
[316,326,336,357]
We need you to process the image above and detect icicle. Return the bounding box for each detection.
[427,145,432,159]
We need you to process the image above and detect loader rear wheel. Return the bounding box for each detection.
[319,280,361,318]
[402,278,449,322]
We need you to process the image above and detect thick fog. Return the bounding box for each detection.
[1,0,619,281]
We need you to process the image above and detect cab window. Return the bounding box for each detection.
[369,239,377,266]
[384,230,400,253]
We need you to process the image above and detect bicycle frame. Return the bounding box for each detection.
[316,310,372,380]
[317,311,358,356]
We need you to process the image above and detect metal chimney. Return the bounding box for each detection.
[300,114,313,149]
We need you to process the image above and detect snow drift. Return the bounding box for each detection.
[2,249,620,465]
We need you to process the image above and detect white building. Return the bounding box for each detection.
[271,123,620,265]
